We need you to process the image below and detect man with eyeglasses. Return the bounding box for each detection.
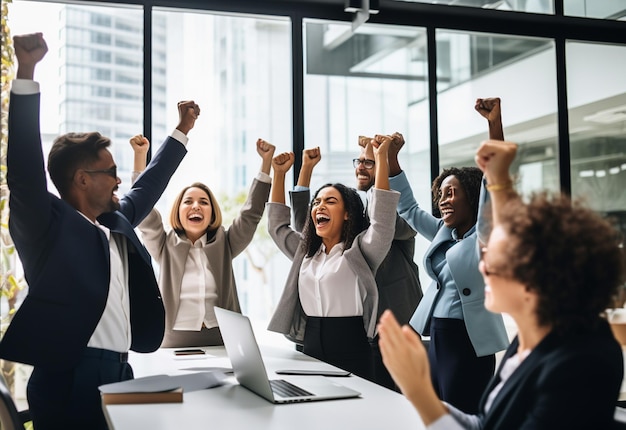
[289,137,423,390]
[1,33,200,429]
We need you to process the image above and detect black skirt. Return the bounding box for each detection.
[303,315,374,380]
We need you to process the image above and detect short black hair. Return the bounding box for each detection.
[48,132,111,197]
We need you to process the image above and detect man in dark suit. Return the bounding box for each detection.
[290,140,423,390]
[0,33,200,429]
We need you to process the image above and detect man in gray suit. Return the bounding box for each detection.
[290,139,423,390]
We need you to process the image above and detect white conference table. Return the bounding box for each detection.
[103,329,425,430]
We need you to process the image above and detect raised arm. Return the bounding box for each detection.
[291,147,321,232]
[225,139,275,257]
[388,132,405,177]
[121,100,200,226]
[296,147,321,188]
[475,97,506,245]
[130,134,150,178]
[270,152,295,204]
[372,135,391,191]
[8,33,51,243]
[175,100,200,136]
[14,32,48,80]
[475,97,504,141]
[257,138,276,175]
[475,139,518,226]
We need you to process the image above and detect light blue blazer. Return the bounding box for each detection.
[389,172,508,357]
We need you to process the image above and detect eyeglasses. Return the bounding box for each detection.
[353,159,375,169]
[83,166,118,179]
[480,247,506,278]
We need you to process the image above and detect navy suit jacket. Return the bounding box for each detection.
[0,90,187,371]
[478,320,622,429]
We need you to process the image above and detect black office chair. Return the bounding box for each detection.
[0,373,31,430]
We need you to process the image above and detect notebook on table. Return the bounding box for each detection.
[214,306,361,404]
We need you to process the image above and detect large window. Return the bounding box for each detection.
[7,2,293,323]
[303,19,431,287]
[151,9,292,321]
[567,42,626,235]
[8,1,144,193]
[436,30,559,198]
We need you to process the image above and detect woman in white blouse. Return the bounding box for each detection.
[130,135,275,347]
[266,136,400,380]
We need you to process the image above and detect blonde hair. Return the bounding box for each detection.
[169,182,222,235]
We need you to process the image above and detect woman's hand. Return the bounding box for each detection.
[372,135,392,190]
[257,138,276,175]
[378,310,430,398]
[475,98,504,140]
[270,152,295,204]
[130,134,150,156]
[474,97,502,123]
[272,152,295,175]
[475,139,517,184]
[302,147,321,171]
[373,134,392,158]
[378,310,448,425]
[130,134,150,173]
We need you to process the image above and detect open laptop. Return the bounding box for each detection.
[214,306,361,404]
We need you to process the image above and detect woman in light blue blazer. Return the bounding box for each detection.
[387,99,509,413]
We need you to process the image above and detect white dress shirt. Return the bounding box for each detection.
[173,235,219,330]
[299,242,365,317]
[85,219,132,353]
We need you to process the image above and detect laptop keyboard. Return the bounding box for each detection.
[270,379,314,398]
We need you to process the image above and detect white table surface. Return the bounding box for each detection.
[103,330,425,430]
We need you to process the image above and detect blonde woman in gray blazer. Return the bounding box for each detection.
[131,136,274,347]
[266,136,399,380]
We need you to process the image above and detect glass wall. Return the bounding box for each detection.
[303,19,431,287]
[151,9,292,320]
[564,0,626,19]
[7,1,144,195]
[435,30,559,201]
[566,42,626,240]
[7,2,293,322]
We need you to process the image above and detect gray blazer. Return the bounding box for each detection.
[290,189,423,326]
[267,188,400,342]
[138,178,270,347]
[390,172,508,357]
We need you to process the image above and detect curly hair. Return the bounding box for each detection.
[432,167,483,221]
[497,192,626,334]
[301,183,368,258]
